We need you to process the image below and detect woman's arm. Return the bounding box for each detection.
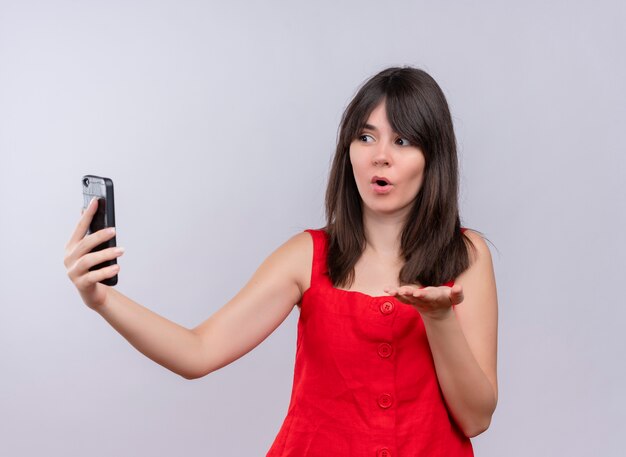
[421,230,499,437]
[190,231,311,377]
[93,232,310,380]
[95,287,204,379]
[385,229,499,437]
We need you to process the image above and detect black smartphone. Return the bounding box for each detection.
[82,175,118,286]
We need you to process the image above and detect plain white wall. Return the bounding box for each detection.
[1,0,624,456]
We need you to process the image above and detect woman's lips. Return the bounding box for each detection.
[371,182,393,194]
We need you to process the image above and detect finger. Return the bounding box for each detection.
[67,248,124,284]
[78,264,120,289]
[68,246,124,278]
[450,284,464,305]
[68,197,99,247]
[398,286,415,295]
[383,286,397,295]
[66,226,117,269]
[411,285,429,296]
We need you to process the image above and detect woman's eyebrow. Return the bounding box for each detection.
[363,123,378,131]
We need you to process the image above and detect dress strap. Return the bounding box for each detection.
[303,229,328,288]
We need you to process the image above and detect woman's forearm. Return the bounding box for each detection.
[94,287,203,380]
[422,309,497,437]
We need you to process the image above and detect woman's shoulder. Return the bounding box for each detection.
[276,230,315,260]
[285,229,316,251]
[277,229,318,297]
[460,227,491,264]
[460,227,486,244]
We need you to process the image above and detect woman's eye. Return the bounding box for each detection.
[396,137,411,146]
[359,134,374,142]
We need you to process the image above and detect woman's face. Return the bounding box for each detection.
[349,100,426,219]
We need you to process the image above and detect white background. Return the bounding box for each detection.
[1,0,624,455]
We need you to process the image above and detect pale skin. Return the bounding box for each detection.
[64,101,497,439]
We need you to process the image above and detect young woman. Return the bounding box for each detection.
[64,66,498,456]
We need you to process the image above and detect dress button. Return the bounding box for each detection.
[377,393,393,409]
[379,301,394,315]
[377,342,392,358]
[377,447,391,457]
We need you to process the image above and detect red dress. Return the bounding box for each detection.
[266,228,473,457]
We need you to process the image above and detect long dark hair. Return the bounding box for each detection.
[324,66,481,287]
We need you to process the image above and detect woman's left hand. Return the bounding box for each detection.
[383,284,464,320]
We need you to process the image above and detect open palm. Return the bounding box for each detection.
[383,284,464,320]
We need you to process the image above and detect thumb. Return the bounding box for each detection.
[450,284,464,305]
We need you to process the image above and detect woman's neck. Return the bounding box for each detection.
[362,212,406,261]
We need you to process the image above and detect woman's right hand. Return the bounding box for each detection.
[63,197,125,311]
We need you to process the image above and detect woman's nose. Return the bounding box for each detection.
[372,143,391,166]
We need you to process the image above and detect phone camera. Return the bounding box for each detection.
[83,178,90,187]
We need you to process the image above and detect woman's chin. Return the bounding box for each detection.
[362,201,413,218]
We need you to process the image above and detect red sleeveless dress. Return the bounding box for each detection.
[266,228,473,457]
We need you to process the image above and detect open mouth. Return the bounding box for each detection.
[371,176,391,186]
[371,176,393,194]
